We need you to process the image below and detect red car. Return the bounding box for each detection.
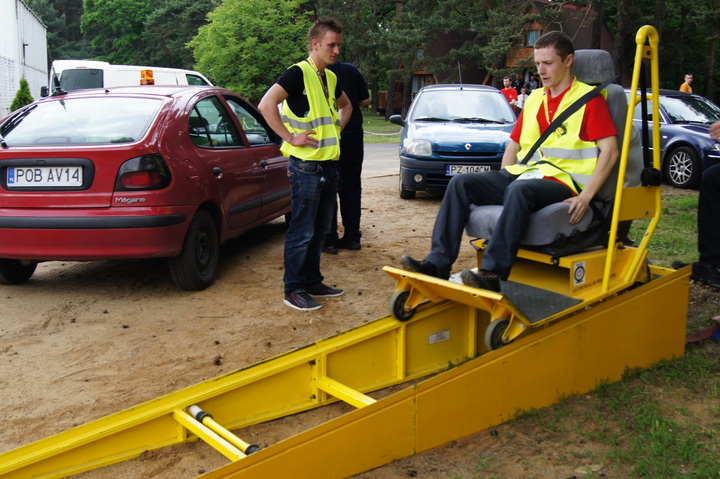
[0,85,291,290]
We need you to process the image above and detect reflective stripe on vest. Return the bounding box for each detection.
[505,80,604,193]
[280,61,341,161]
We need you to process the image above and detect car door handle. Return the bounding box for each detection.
[212,166,223,177]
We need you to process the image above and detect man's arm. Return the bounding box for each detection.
[337,91,352,131]
[258,83,319,148]
[501,140,521,168]
[564,135,619,225]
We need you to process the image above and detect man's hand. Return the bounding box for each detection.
[564,192,592,225]
[290,130,319,148]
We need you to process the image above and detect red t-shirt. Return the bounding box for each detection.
[501,87,518,105]
[510,85,617,143]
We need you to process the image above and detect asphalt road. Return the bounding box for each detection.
[362,143,399,178]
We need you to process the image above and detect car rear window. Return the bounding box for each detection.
[1,97,163,146]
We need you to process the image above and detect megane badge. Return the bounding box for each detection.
[465,143,471,151]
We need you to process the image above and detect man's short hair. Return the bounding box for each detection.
[503,76,511,81]
[534,31,575,60]
[307,17,343,49]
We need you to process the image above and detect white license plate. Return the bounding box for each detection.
[7,166,83,187]
[446,164,491,175]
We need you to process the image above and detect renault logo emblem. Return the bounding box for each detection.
[464,143,471,151]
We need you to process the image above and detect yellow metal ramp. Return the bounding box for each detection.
[0,265,689,479]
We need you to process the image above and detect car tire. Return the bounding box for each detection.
[0,259,37,285]
[399,176,416,199]
[168,210,219,291]
[664,146,701,189]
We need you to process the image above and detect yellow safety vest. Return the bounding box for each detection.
[280,60,341,161]
[505,80,605,194]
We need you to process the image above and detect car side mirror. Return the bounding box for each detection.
[389,114,405,127]
[40,86,49,97]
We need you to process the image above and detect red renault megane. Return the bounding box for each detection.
[0,85,290,290]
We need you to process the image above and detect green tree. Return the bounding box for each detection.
[190,0,311,101]
[81,0,154,64]
[28,0,94,61]
[141,0,218,69]
[10,77,35,112]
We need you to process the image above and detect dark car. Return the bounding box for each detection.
[0,85,291,290]
[629,89,720,188]
[389,84,515,199]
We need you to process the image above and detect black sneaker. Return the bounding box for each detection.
[323,245,339,254]
[284,290,322,311]
[337,240,361,250]
[305,282,344,297]
[460,269,501,292]
[681,261,720,289]
[399,255,449,279]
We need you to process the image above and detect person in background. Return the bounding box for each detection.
[516,84,530,110]
[671,122,720,288]
[399,31,618,292]
[501,76,518,111]
[323,61,371,254]
[512,72,525,95]
[258,17,352,311]
[680,73,694,93]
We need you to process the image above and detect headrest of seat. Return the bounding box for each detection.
[573,49,615,85]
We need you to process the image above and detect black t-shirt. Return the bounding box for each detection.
[328,62,370,131]
[276,63,342,118]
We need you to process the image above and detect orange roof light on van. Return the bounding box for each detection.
[140,69,155,85]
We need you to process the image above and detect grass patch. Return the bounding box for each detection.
[362,110,401,144]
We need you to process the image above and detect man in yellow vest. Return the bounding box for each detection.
[400,31,619,292]
[259,17,352,311]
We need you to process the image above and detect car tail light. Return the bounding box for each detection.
[115,154,171,191]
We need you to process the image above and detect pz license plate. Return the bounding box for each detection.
[446,164,491,176]
[7,166,83,188]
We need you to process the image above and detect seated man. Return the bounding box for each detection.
[400,31,619,292]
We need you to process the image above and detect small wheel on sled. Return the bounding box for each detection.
[390,289,416,321]
[485,318,510,351]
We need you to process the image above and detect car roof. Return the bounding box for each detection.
[417,84,500,93]
[38,85,236,101]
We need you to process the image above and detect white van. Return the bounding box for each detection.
[41,60,213,96]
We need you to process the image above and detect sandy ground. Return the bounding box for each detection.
[0,173,709,478]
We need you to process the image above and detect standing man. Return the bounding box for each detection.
[680,73,693,93]
[671,121,720,288]
[258,17,352,311]
[399,31,618,291]
[323,61,371,253]
[500,76,518,111]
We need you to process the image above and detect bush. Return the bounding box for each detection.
[10,77,34,111]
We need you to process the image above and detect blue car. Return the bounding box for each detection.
[389,84,515,199]
[630,89,720,188]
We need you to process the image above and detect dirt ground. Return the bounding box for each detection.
[0,174,709,478]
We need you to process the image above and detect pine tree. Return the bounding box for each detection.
[10,77,35,112]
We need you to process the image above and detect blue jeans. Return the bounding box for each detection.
[699,163,720,269]
[284,157,339,294]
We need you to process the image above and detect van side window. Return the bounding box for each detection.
[189,96,244,148]
[187,74,209,86]
[225,98,273,146]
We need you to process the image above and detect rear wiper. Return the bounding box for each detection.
[453,117,506,124]
[0,104,37,141]
[415,117,449,122]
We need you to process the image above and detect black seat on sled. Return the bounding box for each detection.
[464,49,643,256]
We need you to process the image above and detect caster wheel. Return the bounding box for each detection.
[390,289,416,321]
[485,318,510,350]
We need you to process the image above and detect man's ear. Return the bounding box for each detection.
[565,53,574,68]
